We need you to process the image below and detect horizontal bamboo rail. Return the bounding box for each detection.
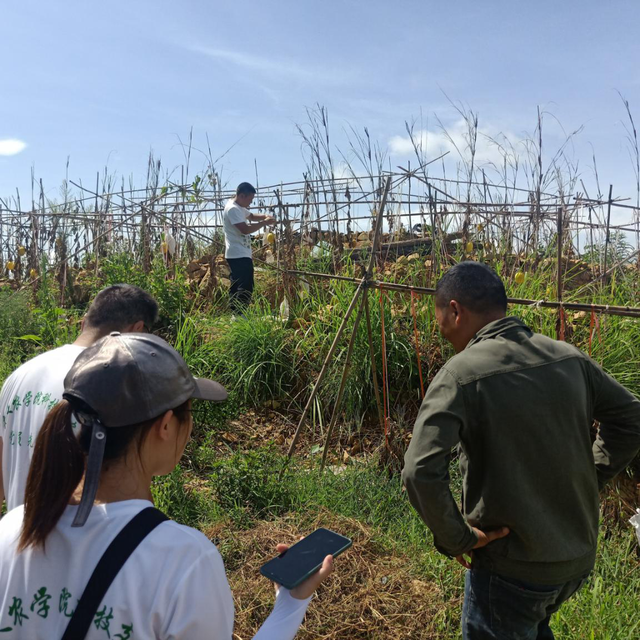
[286,269,640,318]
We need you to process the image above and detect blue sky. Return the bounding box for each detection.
[1,0,640,209]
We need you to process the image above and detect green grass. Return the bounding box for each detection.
[150,467,217,528]
[0,246,639,638]
[165,443,640,637]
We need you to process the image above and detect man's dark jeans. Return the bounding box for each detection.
[227,257,254,312]
[462,568,589,639]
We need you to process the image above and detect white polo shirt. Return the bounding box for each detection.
[223,199,253,259]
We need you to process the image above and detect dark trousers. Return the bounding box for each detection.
[227,257,254,312]
[462,568,588,640]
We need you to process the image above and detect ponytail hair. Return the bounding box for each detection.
[18,398,192,551]
[19,401,84,551]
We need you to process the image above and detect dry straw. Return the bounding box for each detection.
[206,509,450,640]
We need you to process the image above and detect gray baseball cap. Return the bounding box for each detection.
[64,332,227,526]
[64,331,227,426]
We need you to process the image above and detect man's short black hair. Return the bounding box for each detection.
[84,284,158,333]
[435,262,507,314]
[236,182,257,196]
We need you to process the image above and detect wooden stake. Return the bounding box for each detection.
[320,293,367,471]
[364,291,385,433]
[603,184,614,281]
[285,177,392,461]
[285,277,367,460]
[556,206,564,340]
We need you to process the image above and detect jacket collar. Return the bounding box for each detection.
[466,316,531,349]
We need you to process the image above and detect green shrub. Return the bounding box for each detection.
[0,288,40,342]
[215,305,297,406]
[292,279,423,423]
[151,467,215,528]
[209,447,296,524]
[100,253,192,337]
[0,287,43,376]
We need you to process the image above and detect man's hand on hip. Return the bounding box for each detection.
[455,526,510,569]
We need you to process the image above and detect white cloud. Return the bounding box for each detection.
[187,45,350,86]
[191,46,296,75]
[0,139,27,156]
[389,119,524,168]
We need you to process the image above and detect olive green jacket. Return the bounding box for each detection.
[402,316,640,584]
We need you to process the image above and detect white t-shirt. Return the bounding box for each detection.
[0,500,310,639]
[0,344,85,511]
[223,199,253,259]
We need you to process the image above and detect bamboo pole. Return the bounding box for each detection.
[364,291,385,432]
[285,177,393,461]
[556,206,564,340]
[319,293,367,471]
[284,277,366,460]
[282,268,640,318]
[407,160,413,238]
[602,184,614,280]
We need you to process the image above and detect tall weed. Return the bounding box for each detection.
[214,302,297,406]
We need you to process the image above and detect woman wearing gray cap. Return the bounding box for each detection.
[0,333,333,639]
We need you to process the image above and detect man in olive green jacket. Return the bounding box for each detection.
[402,261,640,639]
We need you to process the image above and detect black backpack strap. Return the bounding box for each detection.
[62,507,169,640]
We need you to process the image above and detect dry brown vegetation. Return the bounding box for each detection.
[206,510,450,640]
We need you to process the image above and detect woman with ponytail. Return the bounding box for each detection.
[0,333,333,639]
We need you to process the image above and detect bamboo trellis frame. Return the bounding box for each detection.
[2,168,640,465]
[0,169,638,275]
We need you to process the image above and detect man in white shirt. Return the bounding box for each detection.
[223,182,275,312]
[0,284,158,512]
